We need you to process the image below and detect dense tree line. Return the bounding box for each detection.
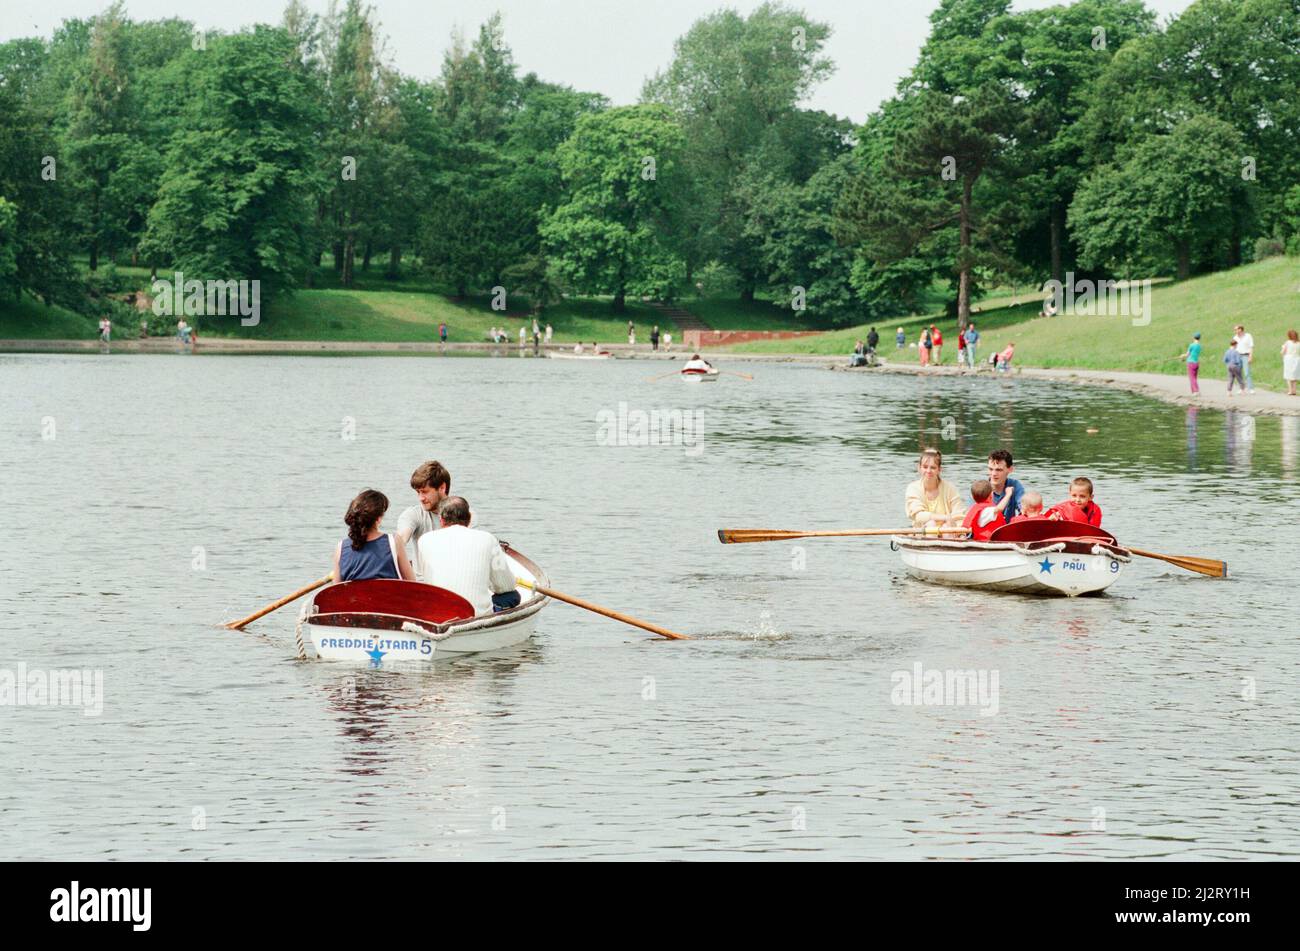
[1,0,1297,327]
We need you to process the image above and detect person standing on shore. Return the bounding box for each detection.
[651,325,660,351]
[439,322,448,345]
[931,325,943,365]
[1224,339,1246,395]
[1179,333,1203,395]
[545,324,553,344]
[664,332,672,351]
[519,325,526,349]
[964,323,979,369]
[1281,329,1299,397]
[867,327,879,355]
[896,327,905,349]
[1233,324,1255,393]
[919,328,932,366]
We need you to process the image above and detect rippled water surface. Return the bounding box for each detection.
[2,353,1297,859]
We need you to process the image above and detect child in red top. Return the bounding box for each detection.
[1045,477,1103,526]
[1009,491,1045,522]
[962,479,1005,541]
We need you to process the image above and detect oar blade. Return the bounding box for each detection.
[1130,548,1227,578]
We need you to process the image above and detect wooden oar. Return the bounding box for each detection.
[720,370,754,380]
[517,578,690,640]
[718,527,970,544]
[644,369,680,382]
[1127,547,1227,578]
[224,574,334,630]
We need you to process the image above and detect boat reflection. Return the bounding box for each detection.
[317,643,545,779]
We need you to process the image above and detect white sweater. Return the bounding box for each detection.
[416,525,517,616]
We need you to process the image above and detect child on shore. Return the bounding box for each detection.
[1224,339,1246,395]
[1010,491,1045,522]
[962,479,1005,541]
[1045,478,1103,527]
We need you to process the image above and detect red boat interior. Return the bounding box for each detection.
[989,519,1117,545]
[312,579,475,626]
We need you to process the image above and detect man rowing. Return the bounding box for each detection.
[417,496,521,614]
[683,353,713,372]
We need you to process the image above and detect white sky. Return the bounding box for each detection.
[5,0,1197,123]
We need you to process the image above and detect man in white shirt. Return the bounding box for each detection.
[683,353,713,372]
[417,496,520,615]
[1233,324,1255,393]
[396,460,451,578]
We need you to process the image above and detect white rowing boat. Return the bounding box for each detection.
[893,520,1130,597]
[548,350,612,360]
[681,366,719,382]
[296,547,550,663]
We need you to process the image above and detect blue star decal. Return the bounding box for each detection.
[366,642,386,665]
[1038,557,1054,574]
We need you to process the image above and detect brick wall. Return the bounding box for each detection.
[684,330,823,349]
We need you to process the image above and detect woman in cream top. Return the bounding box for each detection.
[905,448,966,529]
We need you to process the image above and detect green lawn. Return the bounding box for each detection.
[728,258,1298,389]
[967,257,1297,387]
[0,293,100,338]
[202,288,676,343]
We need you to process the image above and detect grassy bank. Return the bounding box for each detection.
[731,258,1297,389]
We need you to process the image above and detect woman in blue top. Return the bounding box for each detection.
[332,489,417,583]
[1179,332,1202,395]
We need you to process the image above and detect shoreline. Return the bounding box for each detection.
[4,337,1296,416]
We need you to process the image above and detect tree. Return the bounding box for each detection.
[140,27,321,296]
[643,2,834,300]
[541,105,686,311]
[1069,114,1252,279]
[1079,0,1300,263]
[838,86,1028,329]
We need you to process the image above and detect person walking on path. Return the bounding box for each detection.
[1224,339,1246,395]
[650,325,661,351]
[1282,329,1300,397]
[439,321,448,345]
[964,323,979,370]
[931,325,943,365]
[957,327,967,369]
[866,327,879,355]
[919,328,932,367]
[1233,324,1256,393]
[1180,332,1203,395]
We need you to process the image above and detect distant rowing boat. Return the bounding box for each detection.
[297,547,549,663]
[681,366,719,382]
[548,350,612,360]
[893,519,1130,596]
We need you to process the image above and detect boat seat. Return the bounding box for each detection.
[314,579,475,623]
[989,519,1116,545]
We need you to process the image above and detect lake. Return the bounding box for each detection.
[1,352,1297,859]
